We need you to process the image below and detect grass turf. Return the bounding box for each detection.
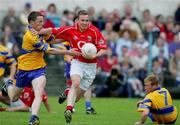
[0,97,179,125]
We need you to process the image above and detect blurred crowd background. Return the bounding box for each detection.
[0,0,180,98]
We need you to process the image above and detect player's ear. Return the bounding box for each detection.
[29,20,34,26]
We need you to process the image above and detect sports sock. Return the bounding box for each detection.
[85,101,91,109]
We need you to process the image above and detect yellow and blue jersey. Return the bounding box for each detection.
[17,29,54,71]
[58,41,71,61]
[58,41,72,80]
[137,87,178,124]
[0,45,17,77]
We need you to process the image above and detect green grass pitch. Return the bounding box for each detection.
[0,97,179,125]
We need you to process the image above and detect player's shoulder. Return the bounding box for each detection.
[89,24,99,31]
[145,92,154,100]
[58,25,75,31]
[24,30,37,40]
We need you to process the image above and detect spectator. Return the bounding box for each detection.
[169,48,180,87]
[152,33,169,59]
[165,17,175,43]
[97,48,119,84]
[45,3,61,28]
[61,10,74,26]
[116,29,132,61]
[174,3,180,24]
[143,21,160,44]
[0,25,17,51]
[19,2,32,32]
[119,19,138,41]
[94,68,126,97]
[2,7,22,45]
[127,69,145,97]
[135,34,149,49]
[169,33,180,57]
[140,9,152,31]
[155,14,166,33]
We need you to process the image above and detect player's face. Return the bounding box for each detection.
[144,81,153,94]
[77,15,89,31]
[31,16,44,31]
[145,81,158,94]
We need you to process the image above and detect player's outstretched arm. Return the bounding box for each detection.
[83,49,107,60]
[47,48,81,56]
[134,109,149,124]
[39,28,52,35]
[6,104,29,112]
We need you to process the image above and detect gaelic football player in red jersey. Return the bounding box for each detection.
[0,87,51,112]
[37,10,107,123]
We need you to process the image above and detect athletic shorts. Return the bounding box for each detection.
[15,67,46,88]
[64,62,71,79]
[70,59,96,91]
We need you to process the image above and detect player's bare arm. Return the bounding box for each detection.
[47,47,81,56]
[83,49,107,60]
[39,28,52,35]
[134,109,149,124]
[136,100,144,107]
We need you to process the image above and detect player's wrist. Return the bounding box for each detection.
[65,50,71,55]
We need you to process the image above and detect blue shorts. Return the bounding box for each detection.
[15,68,46,88]
[64,62,71,79]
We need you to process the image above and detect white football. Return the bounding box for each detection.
[81,43,97,59]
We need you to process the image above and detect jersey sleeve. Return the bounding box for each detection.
[51,26,70,41]
[43,34,55,45]
[31,35,50,52]
[137,95,152,112]
[94,27,107,50]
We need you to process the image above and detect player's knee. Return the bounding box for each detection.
[72,82,79,89]
[11,96,19,102]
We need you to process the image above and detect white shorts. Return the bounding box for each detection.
[70,59,97,91]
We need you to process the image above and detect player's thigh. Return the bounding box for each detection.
[9,85,23,97]
[70,59,83,78]
[32,75,46,92]
[71,75,81,88]
[80,64,96,91]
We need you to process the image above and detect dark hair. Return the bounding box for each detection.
[28,11,43,23]
[77,10,88,19]
[47,3,56,11]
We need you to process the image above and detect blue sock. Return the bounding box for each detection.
[85,101,91,109]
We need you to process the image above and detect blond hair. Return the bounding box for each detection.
[144,74,159,86]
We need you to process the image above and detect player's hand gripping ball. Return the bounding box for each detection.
[81,43,97,59]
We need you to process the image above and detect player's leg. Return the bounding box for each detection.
[8,85,23,102]
[7,99,30,112]
[29,75,46,125]
[64,74,81,123]
[58,79,71,104]
[58,62,71,104]
[84,87,97,114]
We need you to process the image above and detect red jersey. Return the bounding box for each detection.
[19,87,48,107]
[52,23,107,63]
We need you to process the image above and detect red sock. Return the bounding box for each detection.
[66,105,73,111]
[67,79,72,86]
[64,88,69,96]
